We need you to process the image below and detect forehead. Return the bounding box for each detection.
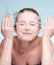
[17,11,39,21]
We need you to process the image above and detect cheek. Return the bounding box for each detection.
[31,27,39,33]
[16,26,24,33]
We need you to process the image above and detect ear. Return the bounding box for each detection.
[14,25,16,31]
[39,24,41,30]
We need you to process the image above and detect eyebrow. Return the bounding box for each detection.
[17,21,25,23]
[30,21,36,23]
[18,20,39,24]
[30,21,40,24]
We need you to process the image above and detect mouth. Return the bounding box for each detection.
[22,32,32,35]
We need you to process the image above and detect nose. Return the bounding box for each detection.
[25,24,30,31]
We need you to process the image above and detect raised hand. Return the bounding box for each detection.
[43,16,54,38]
[42,16,54,65]
[1,13,14,38]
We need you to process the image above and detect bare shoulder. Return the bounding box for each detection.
[35,36,42,45]
[32,36,42,51]
[37,36,42,48]
[34,36,42,61]
[13,36,19,48]
[0,39,5,57]
[13,36,19,44]
[0,39,5,49]
[34,36,42,56]
[37,36,42,49]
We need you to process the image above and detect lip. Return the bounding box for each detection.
[22,32,32,35]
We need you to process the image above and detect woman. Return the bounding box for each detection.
[0,8,42,65]
[0,8,54,65]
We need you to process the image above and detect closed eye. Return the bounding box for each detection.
[30,23,36,26]
[19,23,25,25]
[18,21,25,25]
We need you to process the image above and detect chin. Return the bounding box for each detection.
[21,37,35,41]
[17,34,37,41]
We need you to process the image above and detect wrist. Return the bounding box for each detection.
[4,37,13,42]
[43,36,50,40]
[4,37,13,46]
[5,37,13,40]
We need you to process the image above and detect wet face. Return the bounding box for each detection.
[16,11,40,41]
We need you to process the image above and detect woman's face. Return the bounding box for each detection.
[16,11,40,41]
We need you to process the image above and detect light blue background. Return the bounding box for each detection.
[0,0,54,43]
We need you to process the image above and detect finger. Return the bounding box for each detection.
[1,17,6,30]
[7,14,12,25]
[8,15,13,27]
[47,16,52,29]
[0,26,1,32]
[5,15,9,29]
[52,17,54,28]
[5,14,12,29]
[46,16,53,29]
[45,16,49,28]
[49,16,54,29]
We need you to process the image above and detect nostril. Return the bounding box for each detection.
[25,28,30,31]
[25,27,30,31]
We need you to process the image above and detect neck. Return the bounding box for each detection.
[20,40,30,48]
[18,37,37,55]
[18,36,37,48]
[18,40,30,54]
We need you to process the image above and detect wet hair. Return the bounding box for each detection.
[18,8,39,16]
[14,8,41,28]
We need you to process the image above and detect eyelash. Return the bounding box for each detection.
[30,24,35,26]
[19,23,24,25]
[19,23,36,26]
